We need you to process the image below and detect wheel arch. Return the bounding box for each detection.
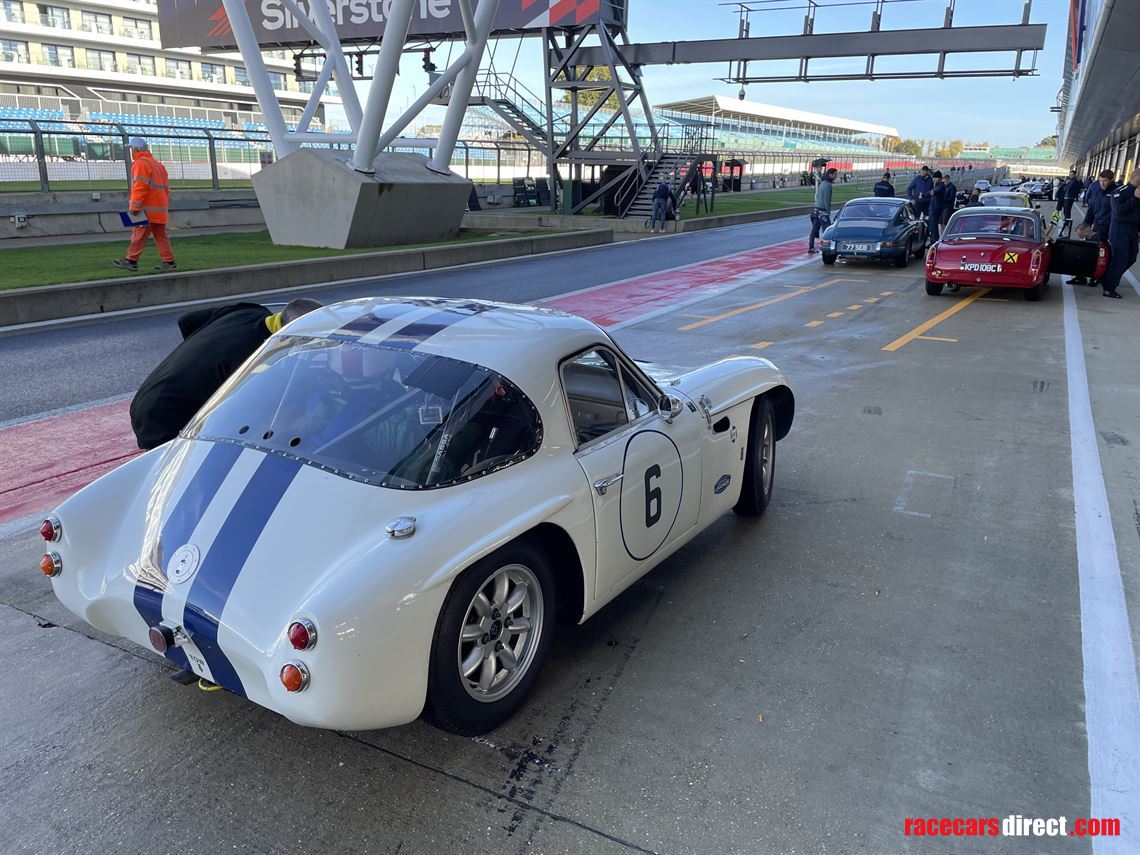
[517,522,586,626]
[764,385,795,442]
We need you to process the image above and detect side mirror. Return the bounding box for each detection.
[659,394,684,424]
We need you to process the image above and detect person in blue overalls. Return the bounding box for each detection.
[873,172,895,197]
[1100,168,1140,299]
[1069,169,1115,286]
[941,172,958,231]
[907,166,933,221]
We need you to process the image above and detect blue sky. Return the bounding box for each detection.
[357,0,1069,148]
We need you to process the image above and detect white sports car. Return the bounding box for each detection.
[38,297,794,735]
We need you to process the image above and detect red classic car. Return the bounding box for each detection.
[925,207,1108,302]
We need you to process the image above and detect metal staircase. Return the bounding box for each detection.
[468,72,567,150]
[620,152,690,219]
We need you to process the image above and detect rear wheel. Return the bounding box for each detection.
[1023,283,1043,301]
[821,253,836,265]
[925,280,944,296]
[893,245,909,268]
[733,396,775,518]
[424,541,556,735]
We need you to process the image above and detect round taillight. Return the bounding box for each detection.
[280,662,309,693]
[39,552,62,577]
[148,625,174,654]
[287,619,317,651]
[40,517,61,542]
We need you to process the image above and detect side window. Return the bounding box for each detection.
[620,364,657,421]
[562,349,629,445]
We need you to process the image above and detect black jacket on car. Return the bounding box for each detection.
[130,303,273,450]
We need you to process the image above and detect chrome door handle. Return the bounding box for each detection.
[593,473,623,496]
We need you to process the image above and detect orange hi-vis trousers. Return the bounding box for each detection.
[126,224,174,263]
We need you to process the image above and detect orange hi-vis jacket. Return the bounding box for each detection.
[129,150,170,224]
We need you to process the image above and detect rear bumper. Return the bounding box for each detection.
[927,268,1046,289]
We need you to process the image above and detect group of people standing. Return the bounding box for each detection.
[1069,167,1140,298]
[904,165,958,244]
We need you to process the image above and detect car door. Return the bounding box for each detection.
[561,347,703,599]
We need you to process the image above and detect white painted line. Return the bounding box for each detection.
[1124,270,1140,298]
[892,470,953,519]
[1062,283,1140,854]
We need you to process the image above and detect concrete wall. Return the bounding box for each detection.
[0,229,612,327]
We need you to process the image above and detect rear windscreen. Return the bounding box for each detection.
[183,335,542,489]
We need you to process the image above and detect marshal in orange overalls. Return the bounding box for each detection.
[126,149,175,265]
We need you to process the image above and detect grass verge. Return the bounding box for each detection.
[3,229,548,290]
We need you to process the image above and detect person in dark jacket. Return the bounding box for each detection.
[1069,169,1116,286]
[130,298,322,449]
[941,173,957,228]
[650,182,677,233]
[1100,168,1140,299]
[906,166,933,220]
[873,172,895,197]
[964,190,983,207]
[927,171,946,244]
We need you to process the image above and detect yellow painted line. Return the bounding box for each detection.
[751,341,774,351]
[679,277,845,331]
[682,312,715,319]
[864,297,879,303]
[915,335,959,343]
[805,320,824,328]
[979,297,1010,302]
[882,288,991,353]
[827,311,845,318]
[879,291,894,296]
[847,304,863,310]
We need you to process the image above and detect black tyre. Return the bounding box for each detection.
[424,540,557,735]
[733,396,775,518]
[893,246,909,268]
[822,253,837,265]
[1023,284,1042,302]
[925,280,943,296]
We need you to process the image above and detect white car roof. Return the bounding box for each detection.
[278,296,610,395]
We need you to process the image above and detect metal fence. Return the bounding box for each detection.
[0,117,1002,198]
[0,119,551,193]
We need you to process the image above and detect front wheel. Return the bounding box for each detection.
[925,280,944,296]
[424,541,556,735]
[733,396,775,517]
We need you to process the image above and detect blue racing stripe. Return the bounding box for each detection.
[334,302,424,337]
[181,453,302,695]
[133,442,242,669]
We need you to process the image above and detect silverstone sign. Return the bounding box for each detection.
[158,0,619,49]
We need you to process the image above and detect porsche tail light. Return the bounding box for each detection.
[40,517,61,542]
[39,552,61,577]
[280,662,310,692]
[1029,249,1043,278]
[287,619,317,651]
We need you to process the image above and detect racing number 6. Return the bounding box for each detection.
[644,464,662,528]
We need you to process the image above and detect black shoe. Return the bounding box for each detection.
[1085,280,1099,287]
[1103,290,1122,299]
[112,258,138,271]
[807,247,819,254]
[154,261,178,271]
[1066,276,1087,285]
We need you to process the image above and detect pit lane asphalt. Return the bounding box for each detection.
[3,216,1139,854]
